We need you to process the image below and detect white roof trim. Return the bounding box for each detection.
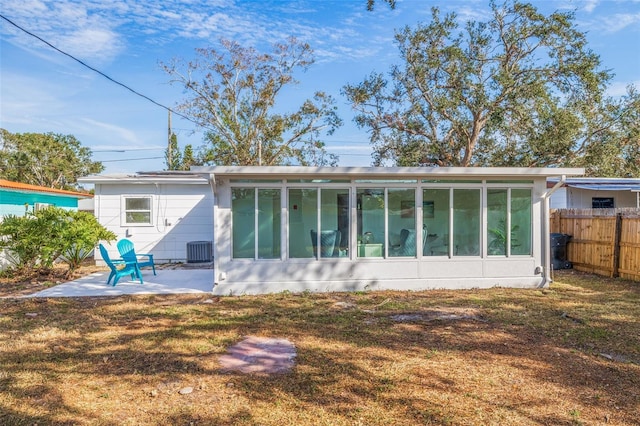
[192,166,584,178]
[78,174,210,185]
[79,167,584,184]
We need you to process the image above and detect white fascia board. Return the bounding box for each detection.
[191,166,585,179]
[78,174,210,185]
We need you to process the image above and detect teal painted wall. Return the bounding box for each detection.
[0,189,79,217]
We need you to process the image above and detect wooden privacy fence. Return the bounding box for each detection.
[550,208,640,281]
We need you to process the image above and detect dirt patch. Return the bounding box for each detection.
[0,261,107,298]
[390,307,483,322]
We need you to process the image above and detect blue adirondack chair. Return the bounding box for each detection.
[117,239,156,275]
[99,244,142,286]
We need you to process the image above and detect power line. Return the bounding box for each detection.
[1,14,375,163]
[93,147,165,152]
[101,156,165,163]
[0,13,196,125]
[326,142,372,146]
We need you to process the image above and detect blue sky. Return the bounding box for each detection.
[1,0,639,174]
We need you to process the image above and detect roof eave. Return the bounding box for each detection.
[78,174,211,185]
[192,166,585,179]
[80,167,585,184]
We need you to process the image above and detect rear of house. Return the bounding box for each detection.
[79,173,214,264]
[82,166,583,294]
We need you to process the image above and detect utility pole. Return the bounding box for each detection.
[168,110,172,168]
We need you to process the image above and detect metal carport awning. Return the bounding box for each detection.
[565,183,640,191]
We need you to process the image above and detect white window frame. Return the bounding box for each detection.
[121,195,154,226]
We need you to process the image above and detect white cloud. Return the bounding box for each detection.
[582,0,600,13]
[5,0,49,17]
[599,12,640,33]
[2,0,124,62]
[453,5,492,23]
[79,118,142,145]
[606,80,640,97]
[1,0,399,67]
[59,27,123,60]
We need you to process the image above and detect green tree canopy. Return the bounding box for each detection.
[165,132,198,172]
[162,37,342,166]
[343,0,640,176]
[165,133,182,171]
[366,0,396,11]
[0,129,103,189]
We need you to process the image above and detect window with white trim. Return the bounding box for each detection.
[123,196,152,225]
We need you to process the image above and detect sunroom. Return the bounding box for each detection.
[197,166,583,295]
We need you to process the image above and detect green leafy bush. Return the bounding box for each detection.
[59,210,116,272]
[0,207,115,276]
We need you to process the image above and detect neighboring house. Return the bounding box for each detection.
[0,179,92,217]
[0,179,92,269]
[78,197,95,214]
[548,177,640,209]
[81,166,584,294]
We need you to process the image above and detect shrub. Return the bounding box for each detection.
[0,207,116,276]
[59,210,116,273]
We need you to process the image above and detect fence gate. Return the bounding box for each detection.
[550,208,640,281]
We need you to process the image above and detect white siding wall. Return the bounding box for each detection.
[95,183,213,263]
[549,187,568,209]
[566,188,638,208]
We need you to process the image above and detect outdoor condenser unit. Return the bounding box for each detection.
[186,241,213,263]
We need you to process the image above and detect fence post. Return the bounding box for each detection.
[612,213,623,278]
[550,209,560,233]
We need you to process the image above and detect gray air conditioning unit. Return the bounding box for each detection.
[186,241,213,263]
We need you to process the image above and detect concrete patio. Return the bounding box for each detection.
[26,268,215,298]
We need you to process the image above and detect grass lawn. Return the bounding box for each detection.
[1,270,639,425]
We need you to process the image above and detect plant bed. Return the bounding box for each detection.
[0,260,106,298]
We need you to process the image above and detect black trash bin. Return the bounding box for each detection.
[550,233,572,270]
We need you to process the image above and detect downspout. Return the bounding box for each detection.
[95,184,103,265]
[541,175,566,287]
[208,174,219,289]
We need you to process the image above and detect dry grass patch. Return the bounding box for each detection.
[1,270,639,425]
